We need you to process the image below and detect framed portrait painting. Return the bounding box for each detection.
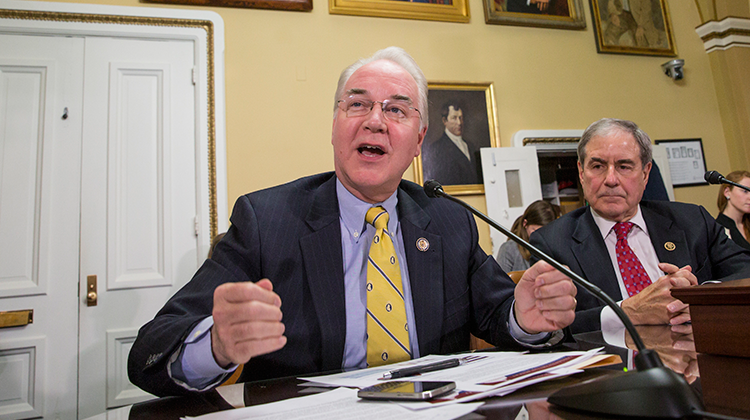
[483,0,586,29]
[414,82,499,195]
[590,0,676,56]
[329,0,469,23]
[141,0,312,11]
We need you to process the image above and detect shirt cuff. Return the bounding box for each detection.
[508,300,563,347]
[600,301,627,348]
[168,316,237,391]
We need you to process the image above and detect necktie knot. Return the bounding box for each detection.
[614,222,634,240]
[366,206,389,231]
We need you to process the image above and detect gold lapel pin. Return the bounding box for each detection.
[664,242,676,251]
[416,237,430,252]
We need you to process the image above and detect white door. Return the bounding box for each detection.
[0,34,84,420]
[77,37,200,419]
[0,33,201,420]
[481,147,543,259]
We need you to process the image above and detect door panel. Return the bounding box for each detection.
[107,62,174,291]
[481,147,543,259]
[0,34,84,420]
[78,37,200,419]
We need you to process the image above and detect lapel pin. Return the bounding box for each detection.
[416,237,429,252]
[664,242,676,251]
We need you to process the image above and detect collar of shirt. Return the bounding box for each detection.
[336,179,399,243]
[590,205,650,240]
[444,128,471,160]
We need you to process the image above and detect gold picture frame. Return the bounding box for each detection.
[141,0,312,12]
[590,0,676,56]
[483,0,586,30]
[415,82,499,196]
[329,0,469,23]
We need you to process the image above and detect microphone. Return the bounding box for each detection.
[422,180,703,418]
[705,170,750,193]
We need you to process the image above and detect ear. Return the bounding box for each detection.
[642,160,652,184]
[577,160,585,185]
[414,124,428,157]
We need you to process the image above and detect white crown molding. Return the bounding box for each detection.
[696,17,750,53]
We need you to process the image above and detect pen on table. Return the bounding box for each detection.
[380,358,462,380]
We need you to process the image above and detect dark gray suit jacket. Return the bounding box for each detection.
[530,200,750,334]
[128,173,521,396]
[422,132,482,185]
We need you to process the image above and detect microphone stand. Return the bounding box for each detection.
[705,170,750,193]
[423,180,704,418]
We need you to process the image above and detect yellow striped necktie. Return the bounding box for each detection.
[365,206,411,367]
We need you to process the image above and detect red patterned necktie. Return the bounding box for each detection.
[614,222,652,297]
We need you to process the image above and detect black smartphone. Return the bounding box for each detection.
[357,381,456,401]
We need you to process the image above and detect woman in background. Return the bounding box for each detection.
[716,170,750,250]
[496,200,559,272]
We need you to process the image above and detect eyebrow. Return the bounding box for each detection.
[588,157,637,165]
[345,89,414,104]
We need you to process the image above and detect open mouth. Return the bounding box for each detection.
[358,145,385,156]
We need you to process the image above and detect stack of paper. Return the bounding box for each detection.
[184,348,618,419]
[301,347,617,410]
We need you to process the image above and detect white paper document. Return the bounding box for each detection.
[300,348,609,409]
[183,387,481,420]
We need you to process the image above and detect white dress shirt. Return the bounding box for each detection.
[591,206,665,339]
[444,128,471,161]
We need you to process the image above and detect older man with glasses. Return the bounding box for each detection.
[128,47,577,397]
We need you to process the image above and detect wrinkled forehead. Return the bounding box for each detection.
[344,60,418,103]
[585,131,640,161]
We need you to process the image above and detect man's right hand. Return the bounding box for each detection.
[621,263,696,325]
[211,279,287,368]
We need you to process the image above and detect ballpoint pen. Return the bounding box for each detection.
[381,358,462,380]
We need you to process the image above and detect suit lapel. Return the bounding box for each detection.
[642,204,691,268]
[397,189,444,356]
[571,209,624,300]
[299,177,346,371]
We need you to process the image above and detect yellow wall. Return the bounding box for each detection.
[34,0,735,252]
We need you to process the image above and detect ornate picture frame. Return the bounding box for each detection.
[141,0,312,12]
[590,0,676,56]
[414,82,499,196]
[329,0,469,23]
[483,0,586,29]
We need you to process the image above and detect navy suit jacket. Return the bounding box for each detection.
[530,200,750,334]
[128,173,521,396]
[422,132,482,185]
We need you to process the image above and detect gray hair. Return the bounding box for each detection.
[577,118,653,167]
[334,46,428,129]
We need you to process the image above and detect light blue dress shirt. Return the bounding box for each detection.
[172,179,551,389]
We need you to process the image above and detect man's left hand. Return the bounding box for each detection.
[514,261,577,334]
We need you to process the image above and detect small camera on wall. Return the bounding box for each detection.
[661,59,684,81]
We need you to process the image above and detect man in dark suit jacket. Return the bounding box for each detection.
[531,118,750,334]
[422,101,483,185]
[128,47,577,396]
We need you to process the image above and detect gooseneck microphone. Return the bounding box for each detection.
[705,170,750,193]
[423,179,704,418]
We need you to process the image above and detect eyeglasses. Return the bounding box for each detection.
[337,96,421,122]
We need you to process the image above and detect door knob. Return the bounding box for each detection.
[87,275,98,306]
